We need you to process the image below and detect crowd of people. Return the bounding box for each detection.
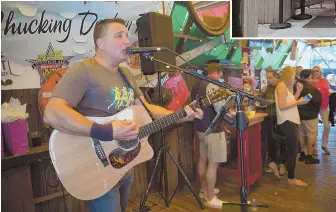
[191,64,336,209]
[260,65,335,187]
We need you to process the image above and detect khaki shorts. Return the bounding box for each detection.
[197,131,227,162]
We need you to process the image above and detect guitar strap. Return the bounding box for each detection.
[118,68,155,121]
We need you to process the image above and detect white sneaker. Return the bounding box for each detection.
[205,195,227,209]
[199,188,219,198]
[268,162,280,179]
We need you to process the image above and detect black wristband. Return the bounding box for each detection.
[90,123,113,141]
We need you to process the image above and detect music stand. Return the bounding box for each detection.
[205,95,236,136]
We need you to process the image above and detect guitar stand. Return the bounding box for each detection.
[139,71,204,211]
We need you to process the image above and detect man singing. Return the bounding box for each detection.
[44,18,203,212]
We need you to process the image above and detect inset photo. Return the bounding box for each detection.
[231,0,336,38]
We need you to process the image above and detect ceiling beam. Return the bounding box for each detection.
[173,33,211,43]
[175,17,194,54]
[176,36,223,66]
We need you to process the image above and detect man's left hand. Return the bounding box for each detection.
[178,102,204,123]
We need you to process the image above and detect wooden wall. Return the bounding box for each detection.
[241,0,258,37]
[258,0,280,24]
[31,160,90,212]
[283,0,294,22]
[257,0,299,24]
[2,165,36,212]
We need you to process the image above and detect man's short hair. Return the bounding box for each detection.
[93,18,126,49]
[300,69,313,80]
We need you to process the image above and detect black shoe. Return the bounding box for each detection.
[305,157,320,164]
[299,152,307,161]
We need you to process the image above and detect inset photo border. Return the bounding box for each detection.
[230,0,336,39]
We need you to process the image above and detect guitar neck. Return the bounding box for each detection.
[138,97,210,139]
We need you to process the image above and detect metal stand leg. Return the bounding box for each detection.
[139,71,204,211]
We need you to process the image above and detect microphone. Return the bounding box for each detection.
[125,47,167,54]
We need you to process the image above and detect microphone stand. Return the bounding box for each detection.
[141,53,271,211]
[292,0,312,20]
[139,54,204,211]
[269,0,292,29]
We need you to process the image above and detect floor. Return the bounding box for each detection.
[258,1,336,37]
[127,124,336,212]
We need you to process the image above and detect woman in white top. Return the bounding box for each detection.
[274,66,309,187]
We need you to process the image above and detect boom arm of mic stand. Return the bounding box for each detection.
[181,70,271,105]
[142,53,181,73]
[141,53,270,105]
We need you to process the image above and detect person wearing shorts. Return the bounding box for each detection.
[191,63,228,209]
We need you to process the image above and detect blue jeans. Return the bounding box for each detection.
[87,171,134,212]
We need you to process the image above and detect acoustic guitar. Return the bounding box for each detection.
[49,88,227,200]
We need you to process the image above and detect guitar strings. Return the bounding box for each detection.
[119,92,223,148]
[137,97,210,139]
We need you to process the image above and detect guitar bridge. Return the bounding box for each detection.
[92,138,109,167]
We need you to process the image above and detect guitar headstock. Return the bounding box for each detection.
[207,88,227,104]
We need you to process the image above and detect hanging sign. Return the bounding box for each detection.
[1,1,173,90]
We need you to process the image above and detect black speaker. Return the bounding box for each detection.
[136,12,176,75]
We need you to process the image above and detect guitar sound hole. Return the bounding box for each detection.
[108,143,141,169]
[117,138,139,150]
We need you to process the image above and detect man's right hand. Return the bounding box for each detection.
[297,97,309,105]
[296,82,304,94]
[111,120,139,141]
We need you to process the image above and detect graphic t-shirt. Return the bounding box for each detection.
[191,81,226,133]
[52,58,143,116]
